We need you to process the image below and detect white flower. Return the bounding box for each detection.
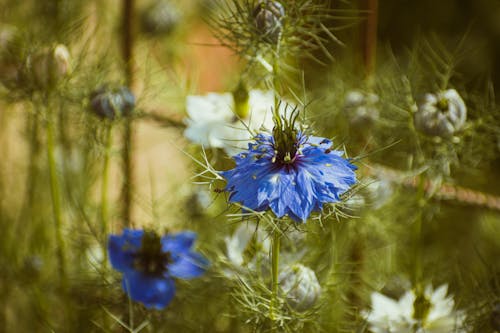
[224,224,306,278]
[363,284,467,333]
[414,89,466,137]
[343,90,379,127]
[224,222,270,274]
[184,90,285,156]
[364,176,394,209]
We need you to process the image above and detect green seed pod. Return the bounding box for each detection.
[414,89,467,137]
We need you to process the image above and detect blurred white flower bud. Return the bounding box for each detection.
[225,223,270,272]
[364,177,394,209]
[279,264,321,311]
[414,89,466,137]
[31,44,71,88]
[141,0,181,36]
[343,90,379,127]
[53,44,70,77]
[340,193,366,215]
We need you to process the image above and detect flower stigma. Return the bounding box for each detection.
[272,107,300,165]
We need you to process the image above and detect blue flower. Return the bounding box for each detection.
[108,229,209,310]
[221,129,357,222]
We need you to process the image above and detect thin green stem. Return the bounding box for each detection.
[101,122,113,268]
[412,175,426,294]
[46,106,67,285]
[269,228,281,327]
[121,0,135,227]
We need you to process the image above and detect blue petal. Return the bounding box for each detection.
[222,132,357,222]
[162,231,197,254]
[108,229,144,273]
[122,271,176,310]
[169,252,209,279]
[305,135,332,148]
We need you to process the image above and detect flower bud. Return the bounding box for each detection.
[141,0,180,36]
[90,86,136,120]
[279,264,321,311]
[232,82,250,119]
[414,89,466,137]
[343,90,379,128]
[31,44,71,88]
[0,25,22,87]
[252,1,285,44]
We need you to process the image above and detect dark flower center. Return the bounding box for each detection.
[133,231,172,276]
[413,292,431,322]
[436,98,449,112]
[272,108,300,165]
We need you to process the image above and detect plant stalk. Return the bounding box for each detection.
[46,106,67,285]
[412,175,426,293]
[269,229,281,326]
[363,0,378,78]
[121,0,135,227]
[101,122,113,267]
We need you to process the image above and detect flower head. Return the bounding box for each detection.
[221,112,357,222]
[108,229,209,309]
[141,0,180,36]
[184,89,287,156]
[252,1,285,44]
[363,284,467,333]
[414,89,467,137]
[343,90,379,127]
[90,86,135,120]
[279,263,321,311]
[224,222,270,274]
[31,44,71,88]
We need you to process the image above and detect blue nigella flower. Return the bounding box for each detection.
[221,112,357,222]
[108,229,209,310]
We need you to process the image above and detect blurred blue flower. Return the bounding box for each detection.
[108,229,208,310]
[222,128,357,222]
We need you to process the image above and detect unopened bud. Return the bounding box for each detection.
[279,264,321,311]
[90,86,136,120]
[31,44,71,88]
[0,25,22,87]
[252,1,285,44]
[141,0,180,36]
[343,90,379,128]
[232,82,249,119]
